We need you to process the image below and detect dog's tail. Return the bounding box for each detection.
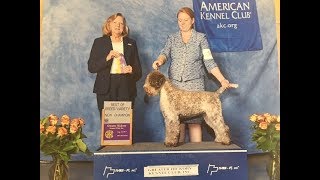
[216,83,239,95]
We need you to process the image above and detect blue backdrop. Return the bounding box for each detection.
[40,0,279,160]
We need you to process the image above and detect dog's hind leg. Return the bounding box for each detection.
[203,111,231,145]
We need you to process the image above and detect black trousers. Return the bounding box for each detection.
[96,74,133,118]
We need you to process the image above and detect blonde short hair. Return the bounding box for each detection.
[102,13,128,37]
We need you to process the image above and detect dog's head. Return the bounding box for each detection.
[143,71,166,96]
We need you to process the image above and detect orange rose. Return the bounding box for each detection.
[40,123,45,133]
[70,118,80,127]
[249,114,258,122]
[257,115,265,122]
[266,116,273,123]
[46,125,56,134]
[78,118,85,126]
[70,125,78,134]
[57,127,68,137]
[275,123,280,131]
[61,115,70,126]
[259,121,268,130]
[263,113,271,117]
[48,114,58,126]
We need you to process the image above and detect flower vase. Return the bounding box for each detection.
[48,156,69,180]
[267,145,280,180]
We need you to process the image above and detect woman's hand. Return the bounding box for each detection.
[122,65,132,74]
[220,79,230,88]
[152,59,162,70]
[221,79,239,89]
[106,50,121,61]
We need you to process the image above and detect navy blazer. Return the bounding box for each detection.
[88,35,142,98]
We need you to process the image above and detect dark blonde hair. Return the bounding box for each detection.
[176,7,195,29]
[102,13,128,37]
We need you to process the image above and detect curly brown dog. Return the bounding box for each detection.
[143,71,238,147]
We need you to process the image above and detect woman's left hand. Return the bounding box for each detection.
[220,79,230,88]
[123,65,132,74]
[221,79,239,89]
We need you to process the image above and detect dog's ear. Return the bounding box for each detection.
[149,71,166,89]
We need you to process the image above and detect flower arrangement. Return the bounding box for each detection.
[40,114,92,161]
[249,113,280,179]
[249,113,280,153]
[40,114,92,180]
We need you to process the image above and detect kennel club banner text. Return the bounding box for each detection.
[193,0,263,52]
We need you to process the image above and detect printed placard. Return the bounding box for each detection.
[144,164,199,177]
[101,101,132,145]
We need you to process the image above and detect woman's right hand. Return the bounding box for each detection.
[106,50,121,61]
[152,59,162,70]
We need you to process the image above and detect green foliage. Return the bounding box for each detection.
[249,113,280,153]
[40,114,92,163]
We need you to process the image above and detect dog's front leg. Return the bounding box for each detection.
[164,116,180,147]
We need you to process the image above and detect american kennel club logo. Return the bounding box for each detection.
[103,165,137,179]
[206,163,240,175]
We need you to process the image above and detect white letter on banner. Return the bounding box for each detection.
[201,1,209,11]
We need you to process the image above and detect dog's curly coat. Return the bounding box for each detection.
[143,71,231,147]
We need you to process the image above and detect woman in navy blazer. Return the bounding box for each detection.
[88,13,142,117]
